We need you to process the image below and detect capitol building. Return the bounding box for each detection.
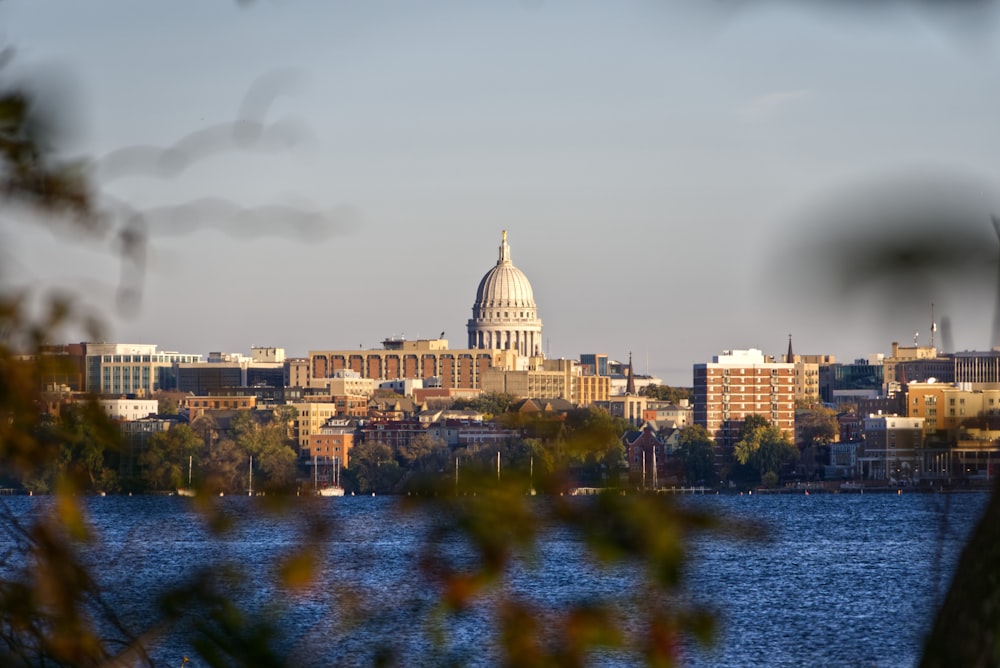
[467,230,543,357]
[305,232,616,406]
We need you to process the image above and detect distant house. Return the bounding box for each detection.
[623,423,673,488]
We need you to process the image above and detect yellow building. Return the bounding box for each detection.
[184,395,257,420]
[906,382,1000,435]
[481,358,577,401]
[575,374,610,406]
[290,402,341,449]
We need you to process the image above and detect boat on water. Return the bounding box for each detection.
[314,455,345,497]
[177,456,196,497]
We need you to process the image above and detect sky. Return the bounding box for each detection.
[4,1,1000,385]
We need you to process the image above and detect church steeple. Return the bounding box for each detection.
[626,351,636,395]
[787,334,794,363]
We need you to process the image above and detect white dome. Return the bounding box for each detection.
[474,260,535,309]
[467,231,543,356]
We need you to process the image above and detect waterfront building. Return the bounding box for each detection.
[858,414,926,482]
[305,421,356,470]
[623,424,670,488]
[426,419,518,448]
[361,419,428,450]
[693,348,796,451]
[467,230,542,357]
[905,381,1000,478]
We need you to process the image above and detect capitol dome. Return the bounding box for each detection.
[467,231,543,356]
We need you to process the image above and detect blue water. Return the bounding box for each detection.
[0,492,987,667]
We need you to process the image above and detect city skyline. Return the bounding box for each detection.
[4,2,1000,387]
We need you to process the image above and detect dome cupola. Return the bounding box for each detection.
[467,231,543,356]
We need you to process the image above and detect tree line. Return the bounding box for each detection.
[9,404,301,495]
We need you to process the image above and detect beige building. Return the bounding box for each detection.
[643,400,693,429]
[907,382,1000,435]
[575,374,611,406]
[290,402,342,449]
[481,358,576,401]
[608,394,648,426]
[183,395,257,419]
[251,347,285,364]
[781,338,832,406]
[287,358,310,388]
[884,341,952,390]
[309,370,376,397]
[309,338,518,391]
[693,348,796,450]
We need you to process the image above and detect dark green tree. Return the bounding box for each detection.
[346,441,403,494]
[735,422,797,484]
[676,425,716,486]
[797,405,839,477]
[140,424,203,491]
[639,385,693,404]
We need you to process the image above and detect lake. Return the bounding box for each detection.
[0,491,987,667]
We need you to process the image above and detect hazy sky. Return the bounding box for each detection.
[4,1,1000,385]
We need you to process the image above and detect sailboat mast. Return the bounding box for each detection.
[249,455,253,496]
[497,451,501,481]
[652,450,657,491]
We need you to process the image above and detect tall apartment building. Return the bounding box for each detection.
[693,349,796,450]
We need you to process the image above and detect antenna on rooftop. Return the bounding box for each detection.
[930,302,936,349]
[993,216,1000,349]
